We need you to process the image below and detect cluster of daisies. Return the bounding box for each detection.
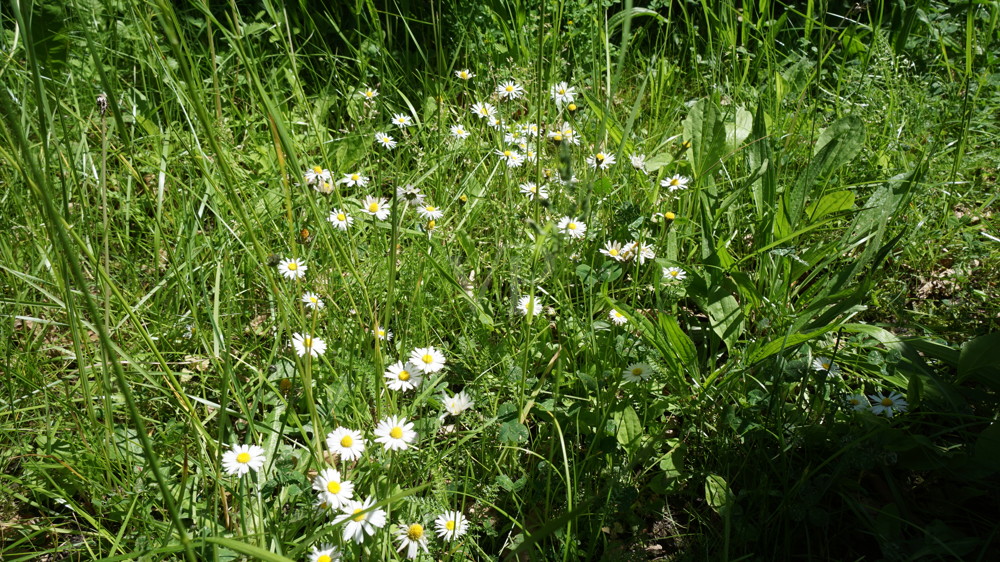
[221,343,475,558]
[813,357,910,418]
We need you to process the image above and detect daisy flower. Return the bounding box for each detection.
[471,101,495,119]
[550,81,576,106]
[374,327,393,341]
[409,346,446,373]
[277,257,307,280]
[308,544,342,562]
[312,468,355,509]
[495,148,524,168]
[517,295,542,317]
[384,361,423,392]
[326,427,366,462]
[360,87,378,101]
[557,217,587,239]
[302,292,325,310]
[586,151,617,170]
[391,113,413,128]
[395,521,430,559]
[450,124,470,139]
[396,184,426,207]
[361,196,390,221]
[327,208,354,230]
[661,174,690,191]
[609,309,628,326]
[417,204,444,220]
[812,356,842,376]
[338,172,369,188]
[623,240,656,264]
[442,390,475,416]
[623,362,653,382]
[630,153,647,170]
[292,333,327,358]
[337,497,387,544]
[845,393,870,412]
[519,182,549,200]
[315,181,334,194]
[869,391,908,418]
[662,266,687,282]
[600,240,625,261]
[496,80,525,100]
[221,444,265,476]
[455,68,475,80]
[487,115,505,130]
[305,166,332,186]
[434,511,469,541]
[374,415,417,451]
[374,132,397,150]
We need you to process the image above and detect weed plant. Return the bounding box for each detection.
[1,0,998,560]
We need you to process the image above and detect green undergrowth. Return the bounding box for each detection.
[1,1,998,560]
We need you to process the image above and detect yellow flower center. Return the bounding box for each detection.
[558,88,566,94]
[670,271,679,277]
[427,220,436,229]
[822,362,831,370]
[445,520,455,530]
[336,213,346,221]
[460,71,468,79]
[407,524,424,540]
[340,435,353,447]
[422,354,433,364]
[236,452,250,464]
[849,398,860,405]
[425,206,436,212]
[671,178,680,186]
[399,370,410,381]
[318,556,331,562]
[353,508,365,522]
[609,249,618,256]
[568,103,577,111]
[596,153,605,161]
[505,85,514,92]
[313,166,322,174]
[390,427,403,439]
[351,174,359,181]
[632,368,642,376]
[552,133,563,141]
[567,223,577,230]
[326,481,341,494]
[665,212,676,220]
[288,262,298,270]
[503,150,512,157]
[368,202,380,213]
[881,397,893,407]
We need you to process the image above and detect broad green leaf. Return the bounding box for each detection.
[725,106,753,150]
[204,538,295,562]
[658,439,686,480]
[702,289,744,351]
[614,406,643,452]
[958,332,1000,387]
[805,190,855,221]
[749,325,841,364]
[499,420,530,444]
[704,474,734,515]
[659,314,697,368]
[683,98,727,179]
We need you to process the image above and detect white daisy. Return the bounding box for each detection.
[487,115,504,130]
[557,217,587,239]
[292,333,327,358]
[337,497,387,544]
[312,467,354,509]
[661,174,690,191]
[392,113,413,128]
[374,327,393,341]
[630,153,647,170]
[307,544,342,562]
[302,292,325,310]
[305,166,332,186]
[662,267,687,282]
[417,204,444,220]
[277,257,307,280]
[450,124,470,139]
[395,521,430,559]
[471,101,495,119]
[327,208,354,230]
[812,356,842,376]
[326,427,366,462]
[496,80,525,100]
[221,444,265,476]
[609,309,628,326]
[409,346,446,373]
[442,390,475,416]
[519,182,548,200]
[373,415,417,451]
[384,361,423,392]
[623,240,656,264]
[338,172,369,188]
[361,195,390,221]
[550,81,576,106]
[434,510,469,541]
[517,295,541,317]
[623,363,653,382]
[586,151,617,170]
[600,240,625,261]
[869,391,908,418]
[374,132,397,150]
[455,68,475,80]
[845,393,869,412]
[360,87,378,101]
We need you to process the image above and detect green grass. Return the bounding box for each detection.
[1,0,998,560]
